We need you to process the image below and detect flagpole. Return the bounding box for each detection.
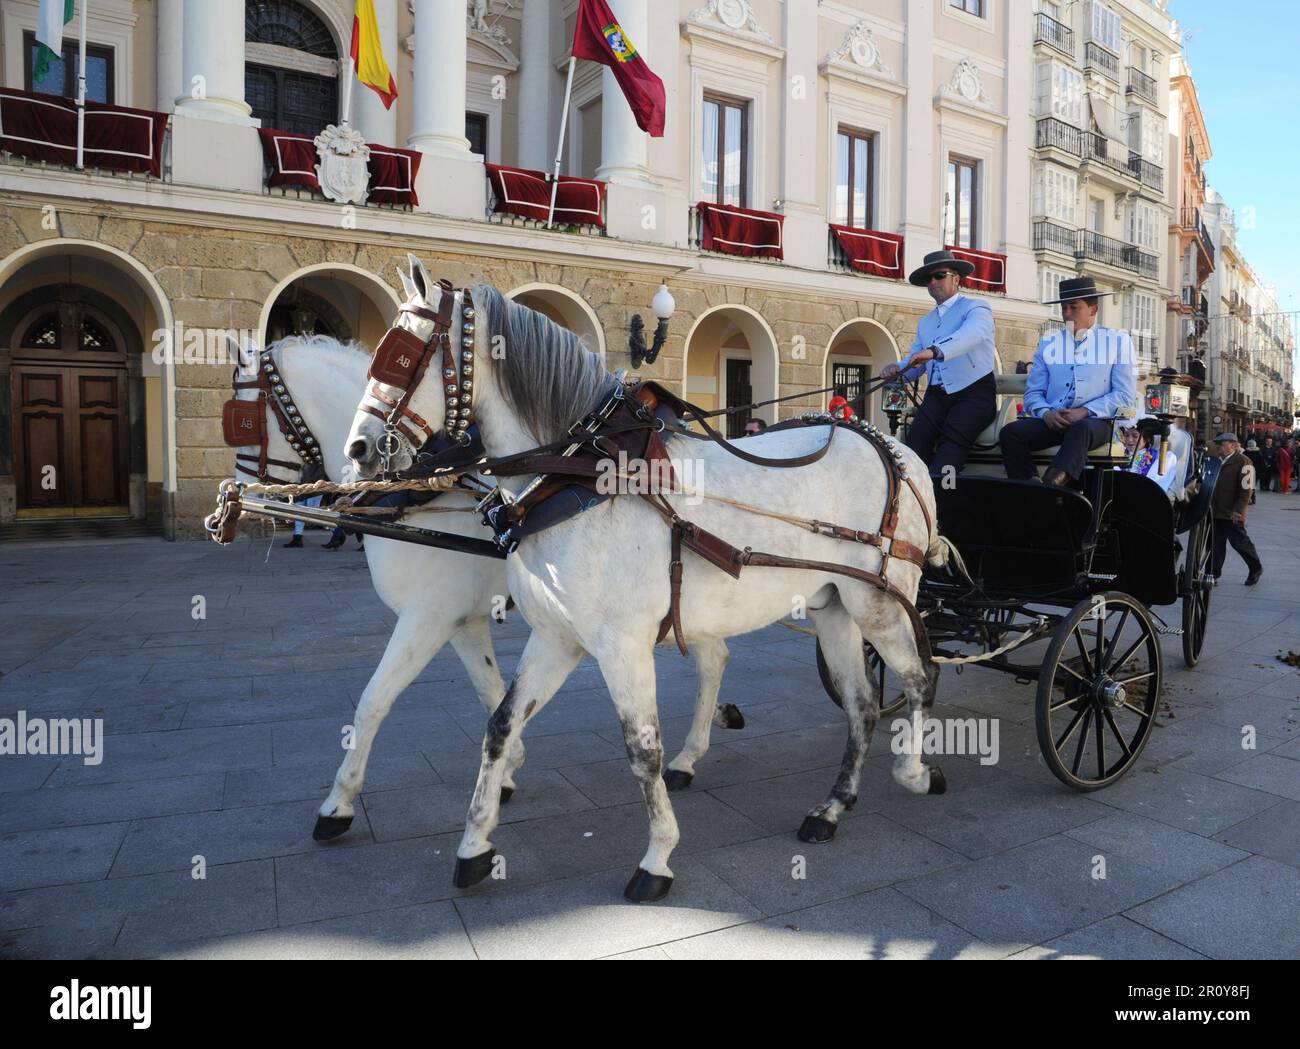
[75,0,88,169]
[341,55,355,128]
[546,56,577,229]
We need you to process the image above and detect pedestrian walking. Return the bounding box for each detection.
[1261,436,1277,492]
[1209,432,1263,586]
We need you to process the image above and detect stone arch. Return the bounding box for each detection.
[259,263,401,351]
[507,283,607,360]
[682,303,781,434]
[823,316,900,427]
[0,238,177,530]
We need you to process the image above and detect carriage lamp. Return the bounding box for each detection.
[629,283,675,368]
[881,381,907,435]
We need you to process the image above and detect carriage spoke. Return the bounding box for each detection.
[1094,616,1107,674]
[1115,671,1155,686]
[1053,703,1089,750]
[1072,628,1095,679]
[1070,706,1094,776]
[1122,700,1151,718]
[1101,706,1132,760]
[1056,659,1087,685]
[1094,699,1107,778]
[1050,695,1084,713]
[1107,634,1147,676]
[1102,609,1130,668]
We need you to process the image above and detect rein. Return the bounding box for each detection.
[223,349,324,484]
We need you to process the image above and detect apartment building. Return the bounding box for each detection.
[1,0,1059,538]
[1029,0,1172,383]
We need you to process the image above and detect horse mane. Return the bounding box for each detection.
[472,283,616,444]
[266,333,371,361]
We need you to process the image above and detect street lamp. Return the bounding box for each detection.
[629,282,675,368]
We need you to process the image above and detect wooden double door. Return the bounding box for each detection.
[13,363,129,514]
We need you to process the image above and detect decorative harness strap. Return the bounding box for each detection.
[223,349,324,484]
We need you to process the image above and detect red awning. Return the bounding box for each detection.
[945,245,1007,294]
[257,128,421,205]
[829,224,905,279]
[484,163,606,227]
[697,201,784,260]
[0,88,168,177]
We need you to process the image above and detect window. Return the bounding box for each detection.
[1088,197,1105,233]
[1034,164,1078,224]
[724,358,752,439]
[466,112,488,157]
[1036,60,1084,127]
[702,94,748,207]
[950,0,983,15]
[1091,1,1122,53]
[946,157,978,248]
[24,33,113,103]
[1129,42,1149,73]
[831,362,869,409]
[1041,267,1073,304]
[245,0,339,136]
[1128,200,1160,250]
[834,128,874,229]
[1128,106,1164,163]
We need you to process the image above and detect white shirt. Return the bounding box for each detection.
[927,294,962,387]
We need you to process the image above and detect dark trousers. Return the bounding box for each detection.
[904,373,997,476]
[1211,517,1262,577]
[1000,416,1114,480]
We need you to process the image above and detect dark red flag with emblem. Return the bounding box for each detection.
[571,0,665,137]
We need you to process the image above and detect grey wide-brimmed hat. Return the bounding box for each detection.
[908,249,975,286]
[1213,432,1239,444]
[1043,276,1118,305]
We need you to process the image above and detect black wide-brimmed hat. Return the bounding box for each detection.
[1043,276,1116,305]
[908,249,975,287]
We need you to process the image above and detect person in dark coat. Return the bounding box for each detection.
[1210,433,1263,585]
[1260,436,1276,492]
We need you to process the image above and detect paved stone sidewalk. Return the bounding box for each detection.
[0,496,1296,960]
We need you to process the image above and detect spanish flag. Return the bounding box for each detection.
[351,0,397,110]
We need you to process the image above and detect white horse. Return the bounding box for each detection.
[344,259,950,902]
[228,326,743,840]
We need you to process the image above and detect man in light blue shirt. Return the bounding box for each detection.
[881,250,998,475]
[1000,277,1136,485]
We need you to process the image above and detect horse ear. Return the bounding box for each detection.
[409,255,434,301]
[226,333,248,372]
[396,263,419,302]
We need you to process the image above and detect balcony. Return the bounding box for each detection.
[689,202,785,262]
[1133,332,1159,367]
[1035,117,1085,156]
[1128,153,1164,193]
[1076,228,1157,278]
[1085,42,1120,82]
[1127,67,1158,106]
[1035,12,1074,57]
[1033,219,1076,255]
[1181,206,1216,269]
[1082,132,1140,184]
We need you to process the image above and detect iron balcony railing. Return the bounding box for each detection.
[1128,153,1164,192]
[1033,219,1076,255]
[1085,42,1120,81]
[1035,117,1085,155]
[1083,132,1139,180]
[1127,67,1158,105]
[1181,206,1216,267]
[1076,228,1157,277]
[1133,332,1159,364]
[1035,12,1074,56]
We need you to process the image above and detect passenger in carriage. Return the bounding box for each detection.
[879,250,998,475]
[1117,417,1179,496]
[999,276,1136,486]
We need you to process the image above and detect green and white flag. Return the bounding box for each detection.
[34,0,77,84]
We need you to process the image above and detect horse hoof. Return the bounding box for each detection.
[624,868,673,903]
[312,814,353,841]
[500,785,515,805]
[797,815,837,844]
[662,769,694,791]
[453,849,497,889]
[718,703,745,730]
[928,767,947,795]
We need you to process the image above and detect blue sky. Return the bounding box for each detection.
[1170,1,1296,315]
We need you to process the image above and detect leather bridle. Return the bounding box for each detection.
[359,280,476,474]
[223,349,324,484]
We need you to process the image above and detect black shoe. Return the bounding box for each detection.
[1043,467,1071,487]
[1245,569,1262,586]
[283,535,303,548]
[323,534,345,550]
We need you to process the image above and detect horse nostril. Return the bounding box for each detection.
[347,438,369,461]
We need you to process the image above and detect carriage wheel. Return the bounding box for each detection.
[1181,518,1213,668]
[816,640,908,717]
[1035,592,1161,791]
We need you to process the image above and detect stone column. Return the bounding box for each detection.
[174,0,251,122]
[353,0,400,145]
[779,0,823,269]
[900,0,935,246]
[156,0,183,113]
[596,0,653,187]
[516,0,553,170]
[408,0,470,154]
[1000,2,1036,301]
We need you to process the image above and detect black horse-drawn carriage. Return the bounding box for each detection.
[819,372,1219,791]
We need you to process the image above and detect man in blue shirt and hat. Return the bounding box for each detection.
[1000,276,1136,485]
[881,250,998,475]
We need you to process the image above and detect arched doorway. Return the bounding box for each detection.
[824,318,900,427]
[507,284,606,360]
[683,305,780,437]
[260,265,401,351]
